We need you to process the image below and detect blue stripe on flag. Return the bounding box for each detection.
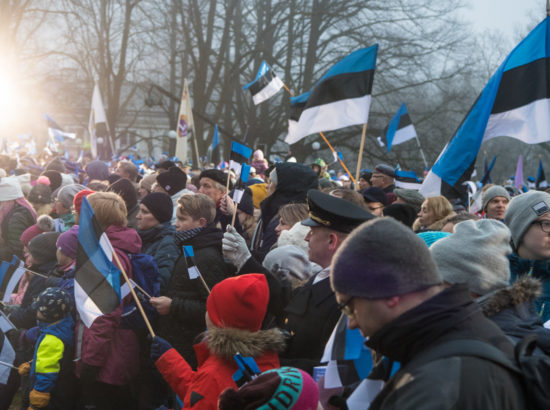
[231,142,253,159]
[183,246,194,258]
[242,61,271,90]
[385,103,408,152]
[240,164,251,183]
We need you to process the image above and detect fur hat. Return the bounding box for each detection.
[141,192,173,224]
[331,217,441,299]
[56,225,79,260]
[218,366,319,410]
[263,245,312,282]
[504,190,550,249]
[32,287,72,322]
[0,176,23,201]
[28,232,61,265]
[207,274,269,332]
[482,185,511,211]
[431,219,512,295]
[20,215,55,247]
[57,184,86,209]
[28,183,52,204]
[157,167,188,196]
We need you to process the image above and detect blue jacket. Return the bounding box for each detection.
[139,222,179,291]
[509,252,550,323]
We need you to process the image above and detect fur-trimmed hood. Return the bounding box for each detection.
[203,326,286,359]
[478,277,542,317]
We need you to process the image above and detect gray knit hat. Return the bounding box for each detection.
[57,184,86,209]
[431,219,511,296]
[393,188,424,212]
[504,190,550,249]
[331,217,441,299]
[263,245,312,282]
[482,185,510,211]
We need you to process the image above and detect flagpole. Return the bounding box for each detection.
[414,136,429,169]
[355,123,368,189]
[0,360,18,370]
[319,132,357,184]
[111,251,156,338]
[230,206,238,227]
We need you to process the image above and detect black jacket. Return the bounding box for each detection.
[158,225,233,369]
[368,285,526,410]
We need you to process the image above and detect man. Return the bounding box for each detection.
[393,188,424,213]
[198,169,238,232]
[362,187,388,216]
[330,217,526,409]
[115,160,139,182]
[371,164,395,194]
[482,185,510,220]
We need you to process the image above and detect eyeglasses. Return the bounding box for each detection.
[337,297,355,318]
[532,220,550,233]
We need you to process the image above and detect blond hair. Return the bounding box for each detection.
[87,192,128,228]
[413,195,454,231]
[177,193,215,223]
[278,203,309,227]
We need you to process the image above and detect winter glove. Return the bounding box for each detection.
[222,225,251,271]
[18,362,31,376]
[29,389,50,408]
[79,363,101,386]
[150,336,172,362]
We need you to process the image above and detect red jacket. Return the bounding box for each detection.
[155,327,285,409]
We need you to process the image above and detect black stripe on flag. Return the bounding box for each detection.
[398,112,412,129]
[230,151,249,165]
[0,264,16,298]
[303,69,375,110]
[492,57,550,114]
[249,69,277,95]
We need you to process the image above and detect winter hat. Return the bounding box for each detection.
[31,288,72,323]
[248,183,268,209]
[362,187,388,206]
[108,174,122,185]
[374,163,395,178]
[28,183,52,204]
[57,184,86,209]
[157,167,188,196]
[35,175,51,186]
[156,160,175,171]
[0,176,23,201]
[218,366,319,410]
[28,232,61,265]
[277,222,312,256]
[263,245,312,282]
[431,219,512,295]
[417,231,451,248]
[45,157,66,173]
[482,185,511,211]
[73,189,95,215]
[207,274,269,332]
[331,217,442,299]
[236,189,254,216]
[253,149,265,161]
[383,203,417,227]
[199,169,230,189]
[394,188,425,212]
[16,173,32,196]
[107,178,138,211]
[56,225,79,260]
[504,190,550,249]
[41,170,62,193]
[139,173,157,193]
[85,160,110,181]
[20,215,55,247]
[141,192,173,224]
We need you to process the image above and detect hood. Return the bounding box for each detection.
[274,162,318,195]
[203,326,285,359]
[41,314,75,346]
[105,225,142,254]
[478,277,542,317]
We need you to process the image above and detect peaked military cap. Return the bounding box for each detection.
[302,189,375,233]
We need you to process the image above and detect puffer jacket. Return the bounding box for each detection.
[155,326,285,409]
[509,252,550,323]
[139,222,179,292]
[75,225,142,386]
[0,202,35,261]
[478,277,550,354]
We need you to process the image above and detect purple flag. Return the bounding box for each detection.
[514,155,524,191]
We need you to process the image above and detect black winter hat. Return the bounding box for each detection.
[41,170,62,193]
[28,232,61,265]
[107,178,138,212]
[199,169,231,190]
[157,167,187,196]
[45,157,66,173]
[236,189,254,216]
[32,288,73,323]
[141,192,173,224]
[383,203,417,228]
[28,183,52,204]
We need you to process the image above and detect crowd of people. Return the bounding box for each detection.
[0,150,548,410]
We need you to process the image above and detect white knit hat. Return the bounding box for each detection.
[0,176,23,201]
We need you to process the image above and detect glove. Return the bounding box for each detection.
[18,362,31,376]
[79,363,101,385]
[150,336,172,362]
[222,225,251,271]
[29,389,50,408]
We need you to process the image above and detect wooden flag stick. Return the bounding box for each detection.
[231,204,238,227]
[0,360,18,370]
[26,269,48,279]
[111,251,156,338]
[319,132,356,184]
[225,171,231,194]
[131,279,152,299]
[355,123,368,189]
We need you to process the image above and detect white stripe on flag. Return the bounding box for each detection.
[391,123,417,146]
[2,263,25,303]
[394,180,422,190]
[74,281,104,328]
[253,76,284,105]
[346,378,384,410]
[188,266,200,279]
[99,232,114,261]
[0,311,15,333]
[0,334,15,384]
[285,95,371,145]
[418,170,443,197]
[120,280,136,300]
[229,160,241,174]
[232,189,245,204]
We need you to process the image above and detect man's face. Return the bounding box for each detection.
[199,177,224,203]
[359,178,370,191]
[174,208,203,232]
[518,213,550,260]
[370,173,387,189]
[366,201,384,217]
[485,196,509,220]
[334,291,392,338]
[305,226,331,268]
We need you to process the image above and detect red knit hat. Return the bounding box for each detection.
[207,274,269,332]
[73,189,95,214]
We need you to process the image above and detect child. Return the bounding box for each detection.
[151,274,285,409]
[18,287,75,409]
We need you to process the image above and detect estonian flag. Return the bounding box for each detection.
[89,84,110,159]
[394,169,422,190]
[242,61,284,105]
[229,142,253,174]
[0,329,16,385]
[44,113,76,141]
[285,44,378,145]
[421,17,550,198]
[537,159,548,189]
[383,103,417,152]
[0,259,25,303]
[232,164,251,204]
[481,155,497,186]
[74,197,121,328]
[183,246,201,280]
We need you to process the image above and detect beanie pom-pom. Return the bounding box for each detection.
[36,215,55,232]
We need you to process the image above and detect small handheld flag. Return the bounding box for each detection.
[232,353,261,387]
[537,159,548,189]
[229,142,253,174]
[383,103,417,152]
[232,164,251,205]
[242,61,285,105]
[211,125,219,150]
[183,246,210,294]
[514,155,524,191]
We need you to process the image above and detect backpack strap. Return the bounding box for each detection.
[406,339,521,375]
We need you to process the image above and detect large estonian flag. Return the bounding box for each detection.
[88,84,110,159]
[383,103,417,152]
[43,113,76,141]
[0,329,15,385]
[421,17,550,198]
[242,61,284,105]
[228,142,253,174]
[285,44,378,145]
[0,259,25,303]
[74,197,121,328]
[537,159,548,189]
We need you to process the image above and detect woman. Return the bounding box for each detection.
[76,192,141,410]
[136,192,179,292]
[412,195,455,232]
[274,203,309,237]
